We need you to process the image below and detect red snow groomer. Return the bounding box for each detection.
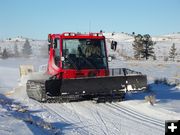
[26,32,147,103]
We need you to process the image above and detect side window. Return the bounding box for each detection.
[48,39,53,53]
[54,38,61,66]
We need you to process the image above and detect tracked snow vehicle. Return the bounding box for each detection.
[26,32,147,103]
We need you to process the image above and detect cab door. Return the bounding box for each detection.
[47,37,61,75]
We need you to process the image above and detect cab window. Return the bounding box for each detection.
[54,38,61,67]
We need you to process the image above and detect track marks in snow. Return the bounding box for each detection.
[42,103,90,135]
[111,103,164,127]
[79,102,122,135]
[32,101,164,135]
[43,102,120,135]
[81,102,164,135]
[87,105,110,135]
[102,103,164,133]
[95,108,111,135]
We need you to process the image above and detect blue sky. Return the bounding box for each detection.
[0,0,179,39]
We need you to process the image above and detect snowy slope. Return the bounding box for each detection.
[1,33,180,60]
[105,32,180,60]
[0,37,48,57]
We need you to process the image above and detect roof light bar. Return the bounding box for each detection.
[64,33,76,36]
[70,33,76,36]
[91,33,103,36]
[64,33,70,36]
[98,33,103,36]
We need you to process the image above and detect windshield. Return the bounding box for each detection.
[62,39,107,69]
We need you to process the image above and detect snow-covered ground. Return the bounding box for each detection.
[0,58,47,94]
[0,57,179,135]
[104,32,180,61]
[0,33,180,135]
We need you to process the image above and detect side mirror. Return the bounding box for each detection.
[108,56,112,62]
[86,40,91,45]
[53,39,57,48]
[111,41,117,51]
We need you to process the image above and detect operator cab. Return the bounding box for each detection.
[48,33,109,78]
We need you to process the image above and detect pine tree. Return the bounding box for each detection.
[132,34,143,60]
[2,48,9,59]
[132,34,155,60]
[169,43,177,61]
[14,43,19,57]
[22,39,32,57]
[141,34,154,60]
[0,47,2,55]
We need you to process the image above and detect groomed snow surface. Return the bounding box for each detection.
[0,33,180,135]
[0,57,180,135]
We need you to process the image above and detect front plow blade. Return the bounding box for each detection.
[45,74,147,96]
[27,68,147,102]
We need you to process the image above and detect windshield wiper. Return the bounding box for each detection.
[66,57,79,70]
[80,56,97,69]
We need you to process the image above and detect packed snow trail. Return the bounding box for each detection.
[1,57,180,135]
[10,83,166,135]
[32,101,164,135]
